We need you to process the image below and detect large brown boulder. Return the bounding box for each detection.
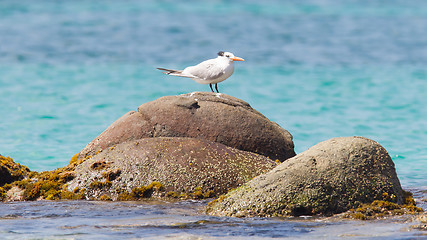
[79,92,295,162]
[67,137,277,200]
[206,137,404,217]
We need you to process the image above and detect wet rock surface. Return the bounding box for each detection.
[412,213,427,230]
[207,137,406,217]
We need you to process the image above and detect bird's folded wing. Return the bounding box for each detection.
[184,60,225,81]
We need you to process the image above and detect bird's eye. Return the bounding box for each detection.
[225,55,230,57]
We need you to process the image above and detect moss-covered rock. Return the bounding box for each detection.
[116,182,165,201]
[0,155,87,201]
[4,169,85,201]
[206,137,408,217]
[0,155,32,186]
[343,191,423,220]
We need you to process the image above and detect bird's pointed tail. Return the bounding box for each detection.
[157,68,183,75]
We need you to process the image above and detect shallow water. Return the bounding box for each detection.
[1,0,426,238]
[0,197,426,240]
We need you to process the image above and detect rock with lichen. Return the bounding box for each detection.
[206,137,406,217]
[78,92,296,162]
[67,137,278,200]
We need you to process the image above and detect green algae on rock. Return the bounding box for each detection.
[117,182,165,201]
[0,154,88,201]
[343,190,423,220]
[0,155,32,186]
[206,137,408,218]
[0,155,34,201]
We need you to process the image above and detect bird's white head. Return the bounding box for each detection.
[217,51,245,62]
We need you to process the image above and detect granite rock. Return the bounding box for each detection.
[206,137,404,217]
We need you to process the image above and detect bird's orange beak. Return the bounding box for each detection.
[231,56,245,61]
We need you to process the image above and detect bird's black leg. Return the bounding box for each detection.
[215,83,219,93]
[209,83,214,93]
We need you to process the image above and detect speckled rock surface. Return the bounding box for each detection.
[68,137,277,200]
[79,92,295,162]
[206,137,404,217]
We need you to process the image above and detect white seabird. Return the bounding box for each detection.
[157,51,244,93]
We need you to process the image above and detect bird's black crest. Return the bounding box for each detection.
[217,51,225,56]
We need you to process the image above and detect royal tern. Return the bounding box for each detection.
[157,51,244,93]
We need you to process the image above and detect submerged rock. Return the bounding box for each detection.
[79,92,295,162]
[412,213,427,230]
[67,137,277,200]
[207,137,405,217]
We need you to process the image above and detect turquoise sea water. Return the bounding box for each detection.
[1,0,426,238]
[0,199,425,239]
